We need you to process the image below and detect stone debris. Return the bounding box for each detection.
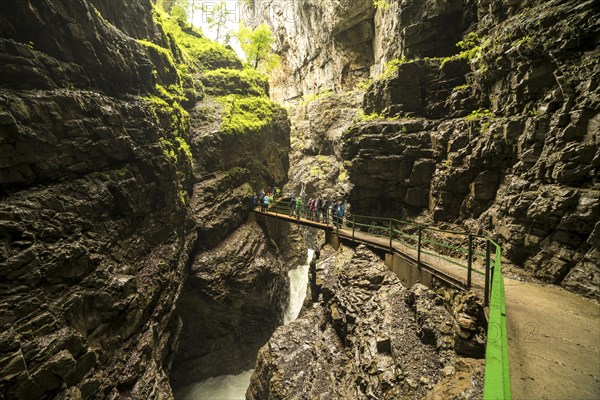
[247,245,484,399]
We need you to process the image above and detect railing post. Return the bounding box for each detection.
[467,234,473,289]
[417,226,422,268]
[389,219,393,250]
[352,214,355,239]
[484,239,491,307]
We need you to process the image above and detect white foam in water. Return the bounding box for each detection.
[284,249,314,324]
[176,249,314,400]
[175,370,254,400]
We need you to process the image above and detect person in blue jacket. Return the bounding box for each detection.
[336,201,345,227]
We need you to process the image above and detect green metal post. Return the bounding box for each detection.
[417,226,422,268]
[467,234,473,289]
[352,215,355,239]
[484,239,491,307]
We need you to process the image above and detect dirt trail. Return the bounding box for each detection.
[505,278,600,400]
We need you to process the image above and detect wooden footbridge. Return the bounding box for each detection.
[252,202,511,400]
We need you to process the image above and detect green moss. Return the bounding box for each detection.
[356,77,373,92]
[452,84,471,91]
[154,6,241,70]
[464,109,494,122]
[310,165,324,177]
[373,0,390,9]
[456,32,482,51]
[440,32,487,68]
[201,68,268,97]
[136,39,177,68]
[377,56,408,79]
[217,95,277,135]
[513,36,532,47]
[356,111,399,122]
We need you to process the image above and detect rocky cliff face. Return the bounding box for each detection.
[0,0,291,398]
[252,0,375,101]
[170,222,289,387]
[0,1,196,398]
[247,244,485,399]
[261,0,599,300]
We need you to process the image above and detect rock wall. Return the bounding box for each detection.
[346,0,600,299]
[0,1,197,398]
[252,0,375,101]
[0,0,292,398]
[262,0,599,300]
[170,222,289,387]
[247,244,485,399]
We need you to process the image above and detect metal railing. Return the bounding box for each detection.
[254,202,511,399]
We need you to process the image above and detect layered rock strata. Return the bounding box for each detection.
[247,245,485,399]
[0,0,292,398]
[252,0,375,100]
[170,222,289,387]
[345,0,599,299]
[261,0,600,299]
[0,0,197,397]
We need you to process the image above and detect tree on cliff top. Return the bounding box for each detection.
[205,1,232,43]
[237,23,279,72]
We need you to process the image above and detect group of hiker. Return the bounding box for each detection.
[251,189,347,227]
[251,187,282,212]
[288,195,346,226]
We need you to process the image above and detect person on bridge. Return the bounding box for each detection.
[263,193,270,211]
[309,198,316,221]
[315,197,322,222]
[295,196,302,220]
[336,201,345,227]
[252,193,258,209]
[331,200,338,226]
[289,194,295,215]
[321,198,329,224]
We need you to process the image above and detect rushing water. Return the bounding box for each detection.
[175,249,314,400]
[284,249,314,324]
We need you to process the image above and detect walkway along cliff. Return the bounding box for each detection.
[0,0,598,399]
[255,0,600,301]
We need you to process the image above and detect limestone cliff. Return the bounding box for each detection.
[0,0,291,398]
[260,0,600,300]
[247,245,485,399]
[0,1,196,397]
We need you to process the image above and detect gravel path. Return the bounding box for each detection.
[505,278,600,400]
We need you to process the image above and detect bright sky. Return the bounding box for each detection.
[191,1,249,59]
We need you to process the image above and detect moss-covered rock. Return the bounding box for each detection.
[201,68,269,97]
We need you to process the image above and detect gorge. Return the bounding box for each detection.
[0,0,599,399]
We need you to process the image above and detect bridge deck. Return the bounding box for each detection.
[253,209,486,291]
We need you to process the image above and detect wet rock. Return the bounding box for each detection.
[248,245,483,399]
[170,223,289,387]
[336,0,600,299]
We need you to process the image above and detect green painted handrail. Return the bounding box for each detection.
[483,242,511,400]
[254,201,511,398]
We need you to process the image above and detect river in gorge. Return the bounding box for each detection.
[175,249,315,400]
